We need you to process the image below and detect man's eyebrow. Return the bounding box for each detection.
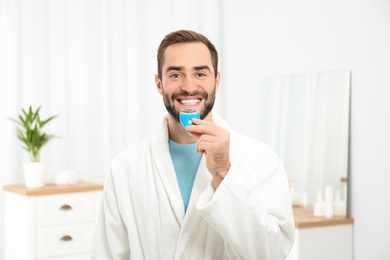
[165,66,184,74]
[193,65,211,72]
[165,65,212,74]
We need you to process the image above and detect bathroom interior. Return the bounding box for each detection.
[1,0,389,259]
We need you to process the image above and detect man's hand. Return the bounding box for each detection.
[186,118,231,189]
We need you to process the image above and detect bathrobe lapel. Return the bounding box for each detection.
[151,118,185,225]
[186,156,211,215]
[176,156,212,247]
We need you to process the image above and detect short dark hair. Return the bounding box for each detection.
[157,30,218,79]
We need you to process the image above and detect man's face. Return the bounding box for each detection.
[155,42,220,122]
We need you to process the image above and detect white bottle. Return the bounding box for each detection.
[324,186,334,218]
[333,189,346,217]
[313,190,326,217]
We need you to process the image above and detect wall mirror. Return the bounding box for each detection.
[258,70,351,208]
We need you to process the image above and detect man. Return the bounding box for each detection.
[92,30,295,259]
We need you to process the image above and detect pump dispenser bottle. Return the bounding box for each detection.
[313,190,326,217]
[333,189,346,217]
[324,186,334,218]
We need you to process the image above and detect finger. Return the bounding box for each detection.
[197,135,221,151]
[186,123,218,135]
[187,118,215,130]
[197,134,217,143]
[196,139,212,154]
[191,118,211,125]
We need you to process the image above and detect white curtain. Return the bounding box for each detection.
[0,0,223,256]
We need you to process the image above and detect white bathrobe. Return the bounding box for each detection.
[91,113,295,260]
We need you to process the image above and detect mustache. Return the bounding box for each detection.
[171,90,208,100]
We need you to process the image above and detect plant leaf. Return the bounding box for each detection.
[11,105,59,162]
[40,115,58,128]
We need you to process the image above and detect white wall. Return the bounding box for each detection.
[1,0,390,259]
[221,1,390,259]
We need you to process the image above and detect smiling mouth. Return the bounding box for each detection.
[178,98,201,105]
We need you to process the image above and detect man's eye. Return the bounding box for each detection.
[170,73,181,78]
[196,73,206,77]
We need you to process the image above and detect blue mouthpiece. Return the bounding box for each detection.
[179,110,200,129]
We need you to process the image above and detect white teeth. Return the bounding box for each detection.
[180,99,200,105]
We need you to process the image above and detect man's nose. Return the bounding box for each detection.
[181,76,198,92]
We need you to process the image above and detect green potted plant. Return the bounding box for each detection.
[9,105,58,188]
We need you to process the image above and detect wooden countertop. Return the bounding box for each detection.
[3,181,103,196]
[293,206,354,228]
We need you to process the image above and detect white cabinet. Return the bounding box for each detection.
[286,206,354,260]
[4,182,103,260]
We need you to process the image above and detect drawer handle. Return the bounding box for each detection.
[60,235,73,242]
[59,204,72,211]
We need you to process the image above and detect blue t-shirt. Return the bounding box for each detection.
[168,140,202,212]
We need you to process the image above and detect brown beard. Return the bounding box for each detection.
[162,87,216,122]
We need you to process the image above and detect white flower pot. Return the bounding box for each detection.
[23,162,46,188]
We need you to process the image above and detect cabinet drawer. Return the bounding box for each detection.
[36,192,95,226]
[36,223,94,258]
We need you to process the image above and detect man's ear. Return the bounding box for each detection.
[215,72,221,92]
[155,74,163,95]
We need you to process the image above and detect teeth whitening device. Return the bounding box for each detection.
[179,109,200,129]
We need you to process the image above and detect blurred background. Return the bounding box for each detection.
[1,0,389,259]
